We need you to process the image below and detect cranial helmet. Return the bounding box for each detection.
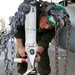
[46,3,67,28]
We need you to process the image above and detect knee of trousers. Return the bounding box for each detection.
[38,62,51,75]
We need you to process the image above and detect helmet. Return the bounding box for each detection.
[46,3,67,28]
[53,3,66,11]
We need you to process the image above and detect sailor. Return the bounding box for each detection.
[15,1,67,75]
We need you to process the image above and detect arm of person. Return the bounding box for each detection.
[37,28,55,54]
[14,25,25,57]
[16,38,25,57]
[35,29,55,62]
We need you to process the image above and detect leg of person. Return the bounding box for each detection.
[16,52,27,75]
[38,50,51,75]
